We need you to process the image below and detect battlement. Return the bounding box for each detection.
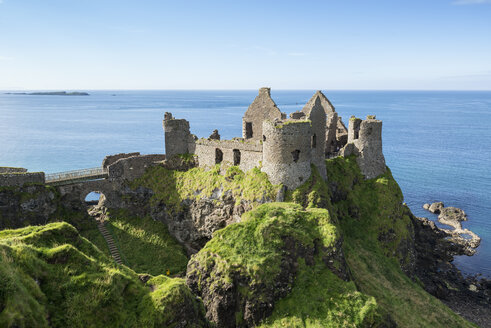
[163,88,386,188]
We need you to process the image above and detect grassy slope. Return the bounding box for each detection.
[0,222,207,328]
[102,209,188,276]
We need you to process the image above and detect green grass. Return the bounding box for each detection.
[102,209,188,276]
[258,260,378,328]
[0,222,207,328]
[132,164,280,214]
[187,202,380,326]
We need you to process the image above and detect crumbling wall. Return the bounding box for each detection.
[261,120,312,189]
[108,154,166,181]
[102,152,140,169]
[163,112,194,157]
[194,139,262,172]
[242,87,282,141]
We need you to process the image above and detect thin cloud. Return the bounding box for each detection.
[452,0,491,5]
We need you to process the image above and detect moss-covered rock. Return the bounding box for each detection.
[0,222,208,328]
[186,203,362,327]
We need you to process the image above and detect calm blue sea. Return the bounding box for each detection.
[1,90,490,277]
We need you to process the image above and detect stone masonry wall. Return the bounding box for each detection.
[0,172,45,187]
[163,113,192,158]
[108,154,166,181]
[242,87,283,141]
[344,116,386,179]
[102,152,140,169]
[194,139,263,172]
[302,96,327,179]
[0,167,28,174]
[261,120,312,189]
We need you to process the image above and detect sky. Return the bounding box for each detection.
[0,0,490,90]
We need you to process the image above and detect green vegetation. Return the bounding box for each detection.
[133,165,280,213]
[188,202,380,327]
[259,260,378,328]
[0,222,207,328]
[101,209,188,276]
[318,156,472,327]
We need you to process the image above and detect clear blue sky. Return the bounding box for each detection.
[1,0,490,90]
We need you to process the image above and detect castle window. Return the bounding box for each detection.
[263,135,266,142]
[312,134,317,148]
[245,122,253,139]
[354,130,359,140]
[215,148,223,164]
[291,150,300,163]
[233,149,241,165]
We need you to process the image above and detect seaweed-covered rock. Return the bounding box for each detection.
[186,203,350,327]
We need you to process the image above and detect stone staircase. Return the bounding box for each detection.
[97,221,123,265]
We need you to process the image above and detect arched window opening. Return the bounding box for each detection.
[312,134,317,148]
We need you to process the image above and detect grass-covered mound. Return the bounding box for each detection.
[0,222,208,328]
[186,203,379,327]
[133,165,280,213]
[100,209,188,276]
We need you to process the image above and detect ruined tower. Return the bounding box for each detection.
[162,112,193,158]
[300,96,327,179]
[261,119,312,190]
[345,115,386,179]
[242,87,283,141]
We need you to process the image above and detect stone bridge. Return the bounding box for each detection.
[45,153,166,208]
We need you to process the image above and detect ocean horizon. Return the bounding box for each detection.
[1,89,490,278]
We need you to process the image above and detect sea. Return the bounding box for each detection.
[1,90,490,278]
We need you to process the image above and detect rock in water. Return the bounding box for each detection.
[428,202,444,214]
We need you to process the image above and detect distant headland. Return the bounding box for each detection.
[5,91,89,96]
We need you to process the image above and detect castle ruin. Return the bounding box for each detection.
[163,88,386,189]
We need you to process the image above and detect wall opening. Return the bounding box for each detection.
[245,122,253,139]
[354,130,359,140]
[84,191,103,206]
[291,150,300,163]
[215,148,223,164]
[263,135,266,142]
[233,149,241,165]
[312,134,317,148]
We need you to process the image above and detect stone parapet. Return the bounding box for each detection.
[0,167,28,174]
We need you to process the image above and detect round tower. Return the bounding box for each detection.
[261,119,312,190]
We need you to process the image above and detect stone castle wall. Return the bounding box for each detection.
[102,152,140,169]
[163,113,193,158]
[194,139,263,173]
[0,167,28,174]
[0,172,45,187]
[242,87,283,141]
[108,154,166,181]
[344,116,386,179]
[261,120,312,189]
